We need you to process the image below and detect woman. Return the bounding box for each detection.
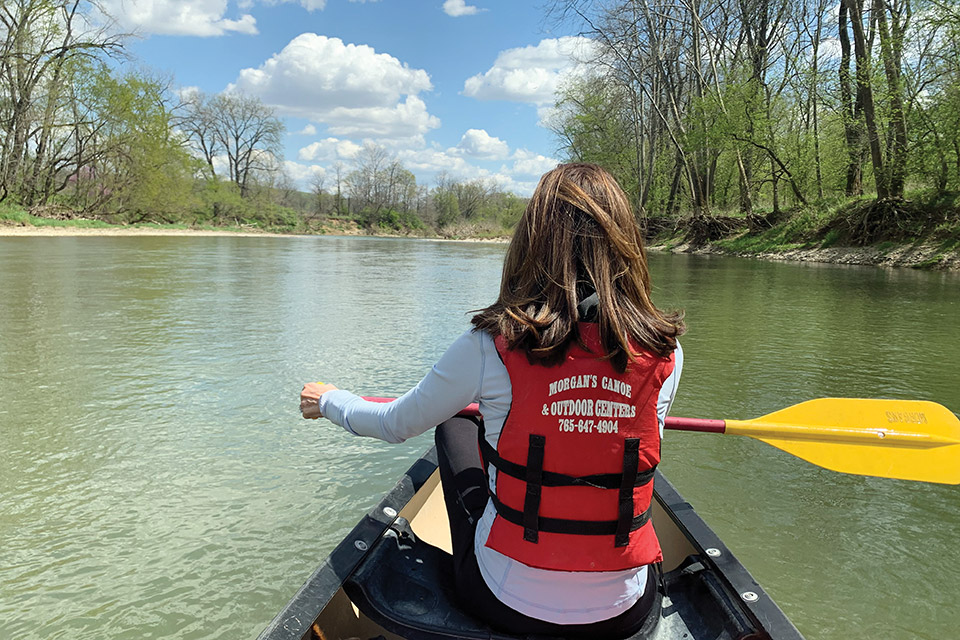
[300,163,684,638]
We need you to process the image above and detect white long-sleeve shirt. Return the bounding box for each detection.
[319,328,683,624]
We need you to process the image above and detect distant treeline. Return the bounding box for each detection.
[0,1,525,235]
[549,0,960,245]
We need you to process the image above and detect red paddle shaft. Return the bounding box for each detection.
[360,396,726,434]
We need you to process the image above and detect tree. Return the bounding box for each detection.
[206,92,284,198]
[69,67,197,221]
[310,171,326,217]
[176,90,220,179]
[0,0,125,204]
[346,143,391,216]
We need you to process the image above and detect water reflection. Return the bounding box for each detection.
[0,238,957,640]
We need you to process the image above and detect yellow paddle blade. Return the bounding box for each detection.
[724,398,960,484]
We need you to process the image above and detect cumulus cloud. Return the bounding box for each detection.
[507,149,559,176]
[229,34,439,139]
[323,96,439,139]
[463,36,595,105]
[99,0,257,36]
[395,147,480,177]
[298,137,363,162]
[487,173,539,197]
[284,160,326,184]
[456,129,509,159]
[295,124,318,135]
[383,144,545,196]
[443,0,484,17]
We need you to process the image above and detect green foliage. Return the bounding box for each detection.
[433,190,460,227]
[374,208,424,231]
[551,76,638,197]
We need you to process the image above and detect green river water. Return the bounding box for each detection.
[1,235,958,639]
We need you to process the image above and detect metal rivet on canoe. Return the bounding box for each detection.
[741,591,759,602]
[354,540,368,551]
[383,507,398,518]
[706,548,721,557]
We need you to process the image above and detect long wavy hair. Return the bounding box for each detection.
[471,163,684,372]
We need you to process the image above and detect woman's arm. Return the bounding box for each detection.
[301,329,486,443]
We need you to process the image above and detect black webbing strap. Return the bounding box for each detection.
[489,492,653,536]
[615,438,640,547]
[478,436,656,489]
[522,435,545,543]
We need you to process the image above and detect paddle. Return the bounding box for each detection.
[360,396,960,485]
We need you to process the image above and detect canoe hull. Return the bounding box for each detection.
[259,448,804,640]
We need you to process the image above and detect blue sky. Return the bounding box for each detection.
[109,0,593,195]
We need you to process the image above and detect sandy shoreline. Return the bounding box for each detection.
[0,223,510,243]
[0,224,302,237]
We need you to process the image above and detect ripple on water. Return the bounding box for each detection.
[1,239,958,640]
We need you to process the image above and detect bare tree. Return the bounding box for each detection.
[310,170,326,217]
[208,92,284,197]
[332,161,345,215]
[176,91,220,179]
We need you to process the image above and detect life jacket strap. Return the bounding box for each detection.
[522,434,545,543]
[488,491,653,537]
[616,438,641,547]
[479,430,654,543]
[478,435,656,489]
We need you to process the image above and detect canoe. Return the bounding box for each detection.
[258,447,805,640]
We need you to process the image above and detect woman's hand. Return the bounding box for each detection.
[300,382,339,419]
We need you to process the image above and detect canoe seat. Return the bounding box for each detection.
[343,516,662,640]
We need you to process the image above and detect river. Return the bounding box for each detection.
[1,235,958,639]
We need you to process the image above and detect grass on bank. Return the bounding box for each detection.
[0,202,515,239]
[649,191,960,263]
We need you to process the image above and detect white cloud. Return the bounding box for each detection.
[386,145,545,196]
[267,0,328,10]
[284,160,327,184]
[487,172,539,197]
[817,37,843,62]
[298,137,363,162]
[395,147,480,177]
[229,34,439,139]
[324,96,439,139]
[456,129,509,159]
[295,124,318,135]
[443,0,483,17]
[463,36,595,105]
[178,86,202,101]
[507,149,558,177]
[99,0,257,36]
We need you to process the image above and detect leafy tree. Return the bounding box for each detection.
[0,0,125,204]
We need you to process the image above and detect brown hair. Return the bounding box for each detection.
[471,163,684,371]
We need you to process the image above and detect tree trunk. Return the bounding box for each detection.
[737,151,754,215]
[666,152,684,216]
[874,0,908,198]
[812,1,826,200]
[847,0,889,199]
[839,0,865,196]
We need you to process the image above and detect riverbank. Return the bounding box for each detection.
[0,218,510,242]
[647,194,960,270]
[5,208,957,269]
[0,224,290,237]
[649,240,960,270]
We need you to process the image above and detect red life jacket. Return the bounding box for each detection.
[480,324,674,572]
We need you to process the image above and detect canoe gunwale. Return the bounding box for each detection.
[652,471,804,639]
[258,447,804,640]
[256,448,440,640]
